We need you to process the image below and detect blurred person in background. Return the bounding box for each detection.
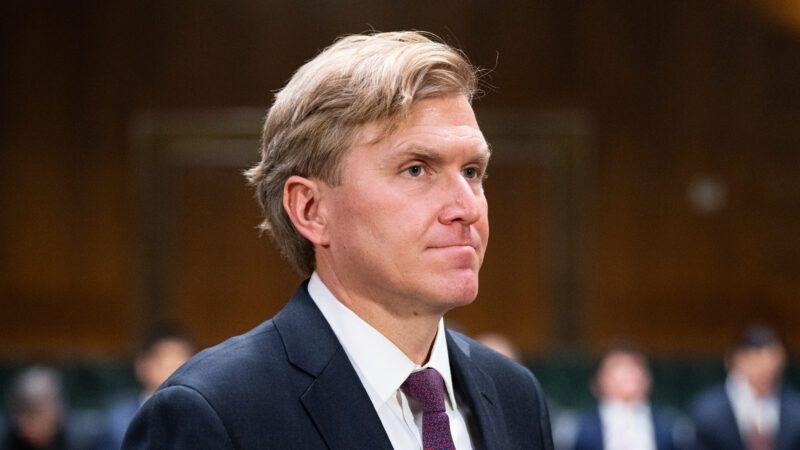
[690,325,800,450]
[1,366,87,450]
[476,332,521,362]
[96,325,194,450]
[570,343,688,450]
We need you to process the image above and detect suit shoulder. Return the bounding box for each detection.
[783,385,800,402]
[690,384,726,408]
[781,385,800,419]
[574,408,601,424]
[162,319,283,394]
[123,384,235,449]
[447,330,545,400]
[689,383,730,424]
[450,331,535,378]
[652,405,685,425]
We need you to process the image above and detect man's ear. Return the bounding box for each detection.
[283,175,329,246]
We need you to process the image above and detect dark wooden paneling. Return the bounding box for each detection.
[173,167,302,349]
[2,0,800,358]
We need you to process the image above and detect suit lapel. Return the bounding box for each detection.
[300,348,394,449]
[776,389,800,450]
[273,283,393,449]
[721,391,747,450]
[447,331,509,450]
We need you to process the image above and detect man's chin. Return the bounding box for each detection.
[436,274,480,308]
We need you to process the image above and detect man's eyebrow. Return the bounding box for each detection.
[475,144,492,165]
[387,145,443,167]
[392,144,492,165]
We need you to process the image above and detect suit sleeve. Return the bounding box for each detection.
[122,385,235,450]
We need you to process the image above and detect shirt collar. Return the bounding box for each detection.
[599,399,651,416]
[726,373,779,404]
[308,272,457,411]
[726,373,781,434]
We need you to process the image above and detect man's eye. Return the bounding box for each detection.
[463,167,480,179]
[406,165,424,177]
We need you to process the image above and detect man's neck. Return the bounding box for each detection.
[314,269,443,365]
[730,373,778,399]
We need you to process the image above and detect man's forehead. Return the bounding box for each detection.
[351,120,489,155]
[353,94,481,137]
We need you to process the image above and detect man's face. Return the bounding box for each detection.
[596,353,651,403]
[16,405,60,447]
[318,95,490,317]
[135,339,194,394]
[731,344,786,396]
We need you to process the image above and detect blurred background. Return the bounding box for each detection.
[2,0,800,445]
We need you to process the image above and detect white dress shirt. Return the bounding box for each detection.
[726,374,780,439]
[598,400,656,450]
[308,272,474,450]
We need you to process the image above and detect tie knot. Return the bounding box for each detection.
[402,368,447,413]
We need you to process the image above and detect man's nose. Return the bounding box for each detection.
[438,174,483,226]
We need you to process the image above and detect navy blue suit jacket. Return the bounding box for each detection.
[690,384,800,450]
[571,408,682,450]
[122,282,554,449]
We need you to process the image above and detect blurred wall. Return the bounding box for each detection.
[2,0,799,359]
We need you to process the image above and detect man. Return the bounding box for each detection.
[690,325,800,450]
[570,344,687,450]
[97,325,194,450]
[123,31,553,449]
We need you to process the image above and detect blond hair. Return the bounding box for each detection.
[245,31,478,275]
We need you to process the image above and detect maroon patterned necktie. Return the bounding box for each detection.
[401,368,457,450]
